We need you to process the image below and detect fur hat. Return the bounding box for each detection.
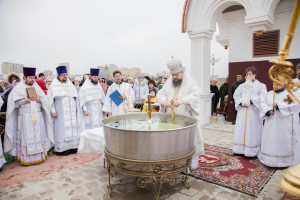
[6,72,20,84]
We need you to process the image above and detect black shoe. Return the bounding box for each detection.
[70,149,78,154]
[232,122,236,125]
[55,150,71,156]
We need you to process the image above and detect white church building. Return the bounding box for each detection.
[182,0,300,124]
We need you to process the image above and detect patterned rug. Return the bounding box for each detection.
[0,152,102,189]
[189,144,276,197]
[198,151,229,167]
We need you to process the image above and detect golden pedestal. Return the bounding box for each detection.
[104,147,195,200]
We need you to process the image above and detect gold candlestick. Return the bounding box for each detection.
[269,0,300,104]
[170,100,175,121]
[147,95,152,120]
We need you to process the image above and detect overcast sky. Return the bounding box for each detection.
[0,0,228,76]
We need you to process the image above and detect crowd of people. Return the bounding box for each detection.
[0,60,299,171]
[0,63,175,169]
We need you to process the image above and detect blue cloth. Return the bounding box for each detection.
[56,66,67,75]
[109,90,122,106]
[90,68,100,76]
[23,67,36,76]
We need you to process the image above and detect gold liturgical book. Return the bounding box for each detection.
[26,87,38,100]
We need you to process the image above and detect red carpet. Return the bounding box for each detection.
[0,152,102,189]
[190,144,276,197]
[198,151,229,167]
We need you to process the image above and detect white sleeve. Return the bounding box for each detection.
[102,87,112,113]
[233,85,243,110]
[51,104,56,114]
[16,99,26,107]
[260,92,272,119]
[278,100,300,117]
[157,87,168,105]
[251,84,267,110]
[82,105,88,112]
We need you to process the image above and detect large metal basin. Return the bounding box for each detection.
[101,113,198,161]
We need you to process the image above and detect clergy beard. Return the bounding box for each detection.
[91,79,98,85]
[172,79,182,87]
[59,79,67,83]
[25,82,33,86]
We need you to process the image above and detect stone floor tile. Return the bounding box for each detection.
[168,192,191,200]
[180,188,199,196]
[20,194,40,200]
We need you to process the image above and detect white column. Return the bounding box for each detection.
[189,31,214,125]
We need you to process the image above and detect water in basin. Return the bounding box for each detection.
[105,115,194,130]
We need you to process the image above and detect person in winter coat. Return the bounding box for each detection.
[133,75,149,110]
[210,78,219,115]
[35,78,47,94]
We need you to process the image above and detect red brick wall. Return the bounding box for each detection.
[227,58,300,122]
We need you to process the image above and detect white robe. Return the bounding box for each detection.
[293,77,300,165]
[157,73,204,170]
[4,81,54,165]
[259,90,299,167]
[102,82,135,116]
[233,79,267,157]
[0,97,5,168]
[79,79,106,129]
[47,77,83,152]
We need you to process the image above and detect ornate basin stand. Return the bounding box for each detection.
[104,147,195,200]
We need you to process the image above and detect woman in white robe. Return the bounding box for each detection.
[259,87,299,167]
[233,68,267,157]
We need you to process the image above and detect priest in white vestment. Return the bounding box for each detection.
[4,67,54,165]
[48,66,83,156]
[233,67,267,157]
[157,57,204,169]
[292,64,300,165]
[103,70,135,116]
[79,68,105,129]
[0,97,6,169]
[259,84,299,167]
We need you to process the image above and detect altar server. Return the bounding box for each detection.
[4,67,54,165]
[157,57,204,169]
[79,68,105,129]
[259,83,299,167]
[233,67,267,157]
[103,70,134,116]
[47,66,83,156]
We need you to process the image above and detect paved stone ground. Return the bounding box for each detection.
[0,123,286,200]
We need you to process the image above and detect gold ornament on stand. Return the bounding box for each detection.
[269,0,300,197]
[268,0,300,104]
